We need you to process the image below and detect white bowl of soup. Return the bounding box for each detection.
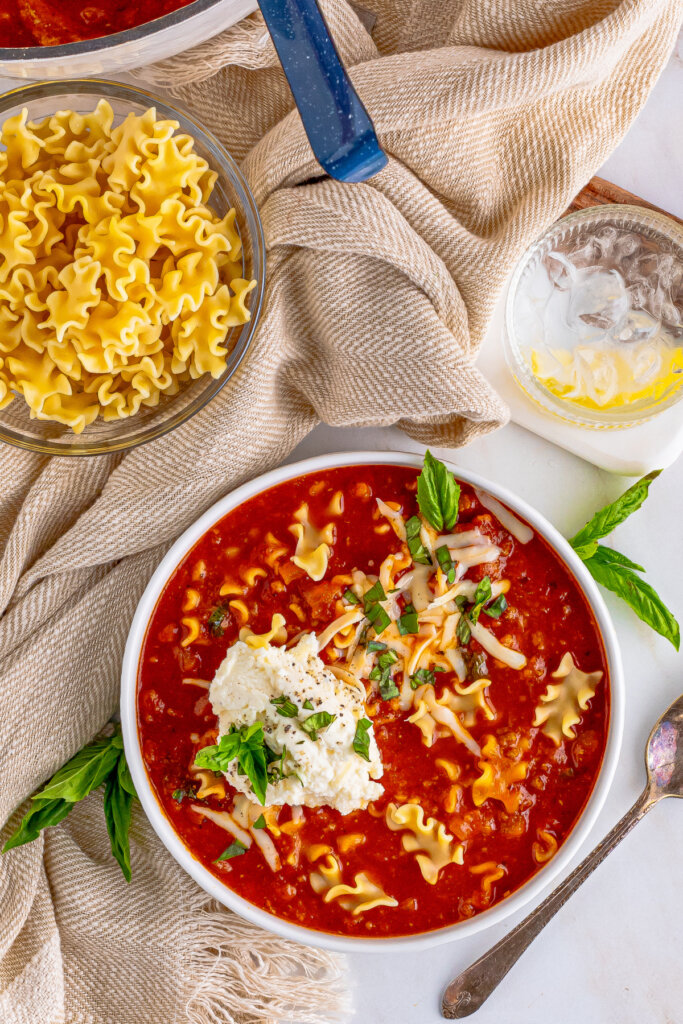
[120,451,624,951]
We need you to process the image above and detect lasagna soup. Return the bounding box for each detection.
[137,456,609,937]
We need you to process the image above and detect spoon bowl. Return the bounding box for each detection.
[646,693,683,797]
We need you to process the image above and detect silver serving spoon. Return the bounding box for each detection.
[442,692,683,1019]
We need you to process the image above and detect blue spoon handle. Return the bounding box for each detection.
[258,0,387,182]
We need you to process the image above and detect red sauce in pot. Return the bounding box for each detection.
[137,465,609,938]
[1,0,195,47]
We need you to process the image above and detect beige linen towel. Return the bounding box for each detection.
[1,2,681,1022]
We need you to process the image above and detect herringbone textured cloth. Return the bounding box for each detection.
[1,1,681,1022]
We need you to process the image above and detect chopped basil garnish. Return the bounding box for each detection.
[436,544,456,584]
[343,588,359,605]
[366,602,391,635]
[270,695,298,718]
[377,649,398,670]
[416,450,460,532]
[379,677,400,700]
[215,840,246,861]
[300,711,336,741]
[410,667,435,689]
[434,665,447,673]
[252,814,267,830]
[485,594,508,619]
[367,640,387,652]
[456,614,471,645]
[397,603,419,635]
[302,698,314,710]
[470,575,492,624]
[371,648,400,700]
[405,515,431,565]
[172,788,190,803]
[455,595,468,611]
[464,651,488,680]
[207,605,228,637]
[363,580,387,610]
[353,718,372,761]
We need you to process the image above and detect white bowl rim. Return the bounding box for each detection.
[121,449,624,953]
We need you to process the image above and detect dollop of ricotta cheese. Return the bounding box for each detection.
[209,634,383,815]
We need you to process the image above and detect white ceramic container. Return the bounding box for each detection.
[120,450,624,953]
[0,0,257,79]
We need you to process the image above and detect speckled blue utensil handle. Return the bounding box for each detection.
[258,0,387,182]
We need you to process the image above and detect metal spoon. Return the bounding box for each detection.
[442,692,683,1018]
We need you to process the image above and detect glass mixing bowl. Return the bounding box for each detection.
[504,205,683,429]
[0,79,265,456]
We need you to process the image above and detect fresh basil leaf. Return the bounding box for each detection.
[591,544,645,573]
[484,594,507,619]
[405,515,431,565]
[436,545,456,583]
[253,814,267,830]
[474,576,492,606]
[37,734,122,804]
[569,471,661,552]
[455,595,468,611]
[353,719,372,761]
[238,744,268,805]
[103,756,134,882]
[583,552,680,650]
[397,603,418,635]
[417,450,460,532]
[456,614,471,645]
[172,788,189,803]
[410,668,435,690]
[194,724,271,804]
[343,589,359,605]
[302,699,314,710]
[363,580,387,610]
[215,840,247,861]
[194,733,241,772]
[300,711,336,741]
[379,676,400,700]
[207,605,228,637]
[116,755,137,799]
[367,640,387,652]
[377,649,398,670]
[366,603,391,635]
[2,798,73,852]
[270,696,298,718]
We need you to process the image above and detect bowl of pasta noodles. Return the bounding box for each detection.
[0,79,264,456]
[121,450,624,951]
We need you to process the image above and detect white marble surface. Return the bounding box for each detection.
[283,38,683,1023]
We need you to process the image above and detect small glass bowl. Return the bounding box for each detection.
[0,80,265,456]
[504,205,683,429]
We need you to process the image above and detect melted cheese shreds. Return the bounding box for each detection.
[469,619,527,670]
[474,490,534,544]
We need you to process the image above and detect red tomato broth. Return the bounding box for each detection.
[137,464,609,937]
[0,0,194,46]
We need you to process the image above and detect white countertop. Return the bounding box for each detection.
[285,35,683,1024]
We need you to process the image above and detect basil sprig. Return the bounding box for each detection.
[2,727,137,881]
[569,473,679,649]
[417,450,460,532]
[195,723,271,804]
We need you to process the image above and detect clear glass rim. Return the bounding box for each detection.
[504,204,683,430]
[0,79,266,457]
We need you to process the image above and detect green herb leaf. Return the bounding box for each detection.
[416,450,461,532]
[194,724,271,805]
[38,734,122,804]
[343,589,359,605]
[367,640,387,652]
[2,798,72,852]
[405,516,431,565]
[379,676,400,700]
[583,547,680,650]
[253,814,267,830]
[484,594,507,619]
[455,595,468,611]
[464,651,488,680]
[270,695,298,718]
[172,789,189,803]
[397,603,418,635]
[410,668,435,690]
[469,576,492,624]
[302,699,314,710]
[353,719,372,761]
[377,649,398,670]
[215,840,247,861]
[103,754,135,882]
[207,605,228,637]
[569,471,661,554]
[363,580,387,610]
[435,545,456,584]
[590,544,645,573]
[456,614,471,645]
[300,711,336,741]
[366,602,391,635]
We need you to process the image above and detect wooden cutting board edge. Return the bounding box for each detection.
[568,175,683,225]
